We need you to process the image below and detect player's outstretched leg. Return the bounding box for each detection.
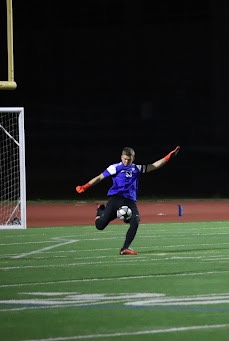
[120,209,140,255]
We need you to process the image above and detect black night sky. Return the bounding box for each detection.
[0,0,228,200]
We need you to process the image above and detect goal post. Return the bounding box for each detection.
[0,0,17,90]
[0,107,26,229]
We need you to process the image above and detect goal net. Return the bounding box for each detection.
[0,107,26,229]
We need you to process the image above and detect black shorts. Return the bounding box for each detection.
[102,195,140,222]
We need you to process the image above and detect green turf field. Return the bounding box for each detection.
[0,221,229,340]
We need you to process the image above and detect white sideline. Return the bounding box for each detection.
[22,324,229,341]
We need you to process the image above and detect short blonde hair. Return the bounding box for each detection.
[122,147,135,158]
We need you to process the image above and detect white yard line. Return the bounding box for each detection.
[21,324,229,341]
[11,238,79,259]
[0,241,58,246]
[1,252,228,270]
[0,270,229,288]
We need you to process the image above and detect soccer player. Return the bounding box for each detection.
[76,146,180,255]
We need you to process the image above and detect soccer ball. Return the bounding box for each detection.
[117,206,132,221]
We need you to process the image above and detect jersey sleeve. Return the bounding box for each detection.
[102,164,117,178]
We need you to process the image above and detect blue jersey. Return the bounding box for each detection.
[102,162,147,201]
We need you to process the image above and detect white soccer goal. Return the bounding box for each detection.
[0,107,26,229]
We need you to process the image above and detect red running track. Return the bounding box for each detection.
[26,200,229,227]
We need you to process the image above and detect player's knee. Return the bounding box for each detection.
[125,213,139,226]
[132,213,140,225]
[95,218,107,230]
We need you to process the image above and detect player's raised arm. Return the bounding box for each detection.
[76,173,105,193]
[146,146,180,173]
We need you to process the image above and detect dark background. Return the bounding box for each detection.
[0,0,228,200]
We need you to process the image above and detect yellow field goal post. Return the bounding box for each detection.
[0,0,17,90]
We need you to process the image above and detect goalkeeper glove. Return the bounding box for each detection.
[76,183,91,193]
[164,146,180,161]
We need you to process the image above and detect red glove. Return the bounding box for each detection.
[164,146,180,161]
[76,183,91,193]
